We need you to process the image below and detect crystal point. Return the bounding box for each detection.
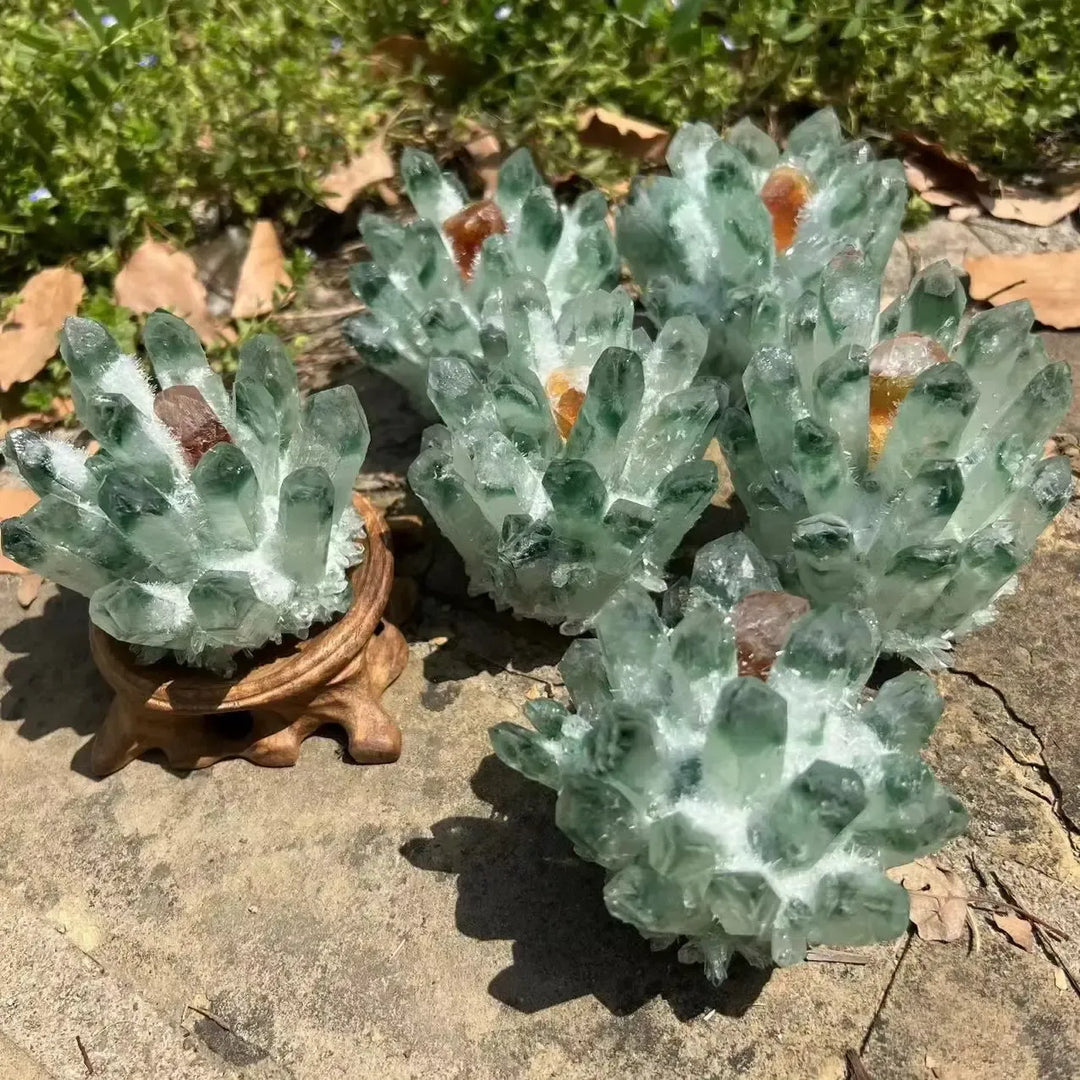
[6,316,367,673]
[409,278,721,629]
[492,572,966,983]
[348,149,617,408]
[720,255,1072,664]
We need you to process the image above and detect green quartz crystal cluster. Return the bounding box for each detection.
[407,278,723,631]
[718,255,1073,666]
[491,534,967,984]
[344,148,618,408]
[2,313,369,673]
[617,108,907,388]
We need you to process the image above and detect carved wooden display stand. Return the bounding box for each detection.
[88,493,408,776]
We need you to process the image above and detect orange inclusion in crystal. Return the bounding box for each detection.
[545,369,587,440]
[867,333,950,462]
[759,166,814,252]
[443,199,508,280]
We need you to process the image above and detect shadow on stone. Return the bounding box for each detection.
[417,591,569,689]
[0,588,110,771]
[400,754,771,1019]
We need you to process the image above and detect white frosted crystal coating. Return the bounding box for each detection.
[2,313,369,674]
[344,147,619,410]
[717,256,1074,666]
[408,277,724,630]
[491,541,966,984]
[616,108,907,392]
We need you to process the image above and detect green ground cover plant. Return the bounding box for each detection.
[2,0,1078,285]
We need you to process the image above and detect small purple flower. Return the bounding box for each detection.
[719,33,737,51]
[27,187,52,204]
[330,35,343,54]
[138,53,158,68]
[494,4,512,20]
[100,13,118,27]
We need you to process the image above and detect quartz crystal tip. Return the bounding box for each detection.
[7,314,370,674]
[491,550,967,984]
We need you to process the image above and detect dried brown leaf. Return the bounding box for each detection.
[947,204,981,222]
[16,572,42,607]
[993,912,1036,952]
[320,137,396,214]
[887,858,969,943]
[0,267,85,391]
[369,34,461,80]
[577,107,669,164]
[231,221,292,320]
[114,240,228,346]
[0,487,39,574]
[965,250,1080,330]
[978,186,1080,228]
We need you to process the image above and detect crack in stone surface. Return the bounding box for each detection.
[953,666,1079,843]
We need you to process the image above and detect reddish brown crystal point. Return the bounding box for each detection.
[759,166,814,253]
[545,369,588,439]
[443,199,508,280]
[734,590,810,680]
[153,384,231,468]
[868,333,950,462]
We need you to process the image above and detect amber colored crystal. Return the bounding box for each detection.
[545,369,588,439]
[867,333,950,461]
[734,590,810,679]
[443,199,508,280]
[153,384,231,467]
[759,166,814,253]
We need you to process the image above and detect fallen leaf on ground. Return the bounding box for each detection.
[965,250,1080,330]
[1054,966,1070,992]
[114,240,228,346]
[887,858,969,942]
[0,267,85,391]
[231,221,292,320]
[577,107,669,164]
[978,186,1080,228]
[320,136,396,214]
[466,124,501,198]
[369,34,462,80]
[0,487,39,574]
[16,572,42,607]
[947,204,982,223]
[993,912,1036,952]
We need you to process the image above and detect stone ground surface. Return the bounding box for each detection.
[3,222,1080,1079]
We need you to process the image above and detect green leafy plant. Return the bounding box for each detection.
[2,1,1078,287]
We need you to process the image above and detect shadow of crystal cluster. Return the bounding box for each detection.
[1,313,369,673]
[407,279,724,630]
[343,147,619,409]
[718,256,1073,666]
[490,535,967,984]
[617,108,907,388]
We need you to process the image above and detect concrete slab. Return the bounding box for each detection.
[0,465,1078,1078]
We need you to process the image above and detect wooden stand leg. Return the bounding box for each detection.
[88,620,410,776]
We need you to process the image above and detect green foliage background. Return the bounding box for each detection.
[2,0,1079,283]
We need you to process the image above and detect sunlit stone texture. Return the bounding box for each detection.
[716,255,1074,666]
[344,148,619,409]
[2,313,369,674]
[407,277,724,631]
[491,534,967,984]
[616,108,906,392]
